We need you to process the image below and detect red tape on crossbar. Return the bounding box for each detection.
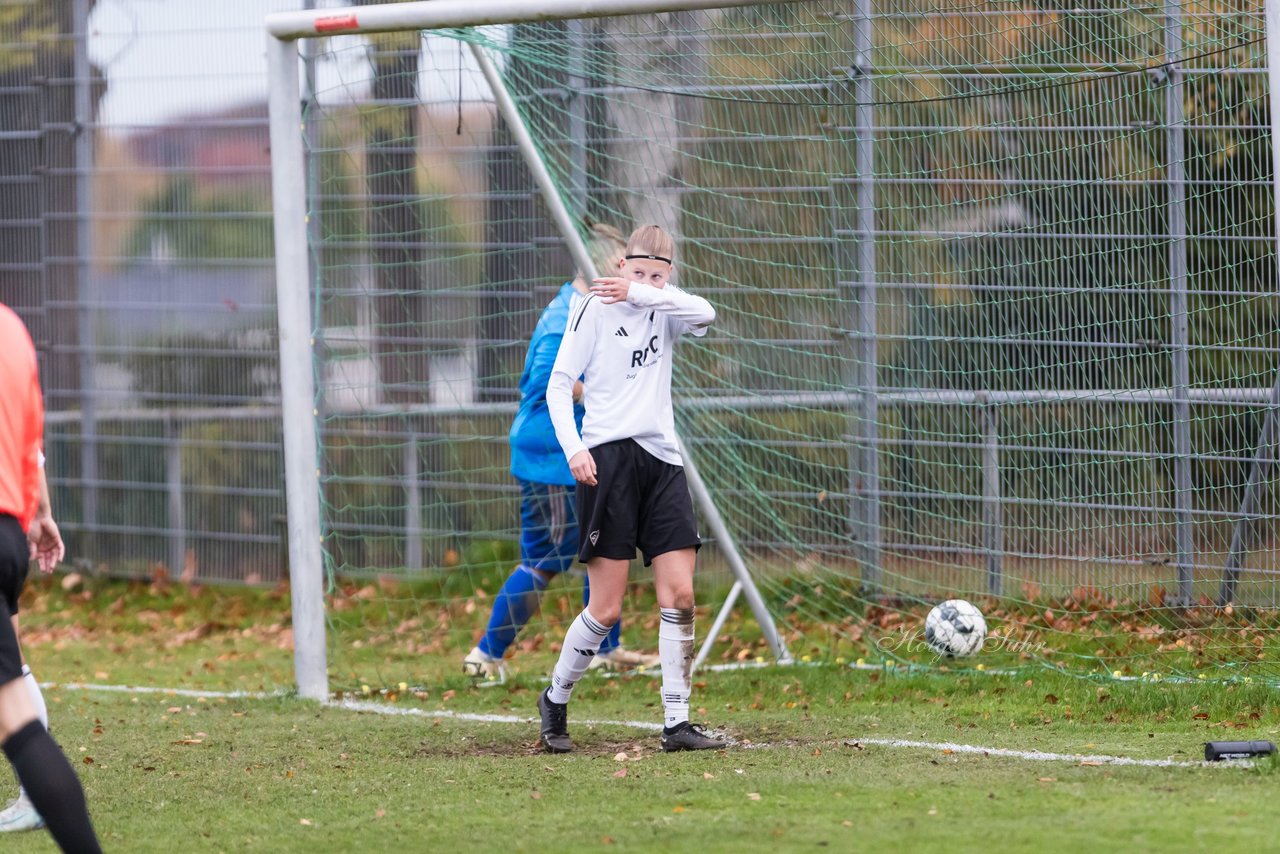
[315,14,359,33]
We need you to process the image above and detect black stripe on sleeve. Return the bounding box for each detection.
[570,294,596,332]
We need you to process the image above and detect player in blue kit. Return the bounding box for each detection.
[463,225,659,682]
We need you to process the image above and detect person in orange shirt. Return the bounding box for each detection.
[0,303,101,853]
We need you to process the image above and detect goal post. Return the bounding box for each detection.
[266,0,802,699]
[266,31,327,700]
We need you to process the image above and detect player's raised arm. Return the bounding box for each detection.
[547,294,597,480]
[622,281,715,329]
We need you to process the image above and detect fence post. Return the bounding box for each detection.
[980,402,1002,597]
[565,18,590,219]
[164,418,186,576]
[403,431,422,572]
[73,0,98,560]
[1164,0,1194,607]
[852,0,880,592]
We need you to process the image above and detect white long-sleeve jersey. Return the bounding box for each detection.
[547,282,715,467]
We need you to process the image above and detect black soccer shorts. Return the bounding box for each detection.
[0,514,30,684]
[575,439,701,566]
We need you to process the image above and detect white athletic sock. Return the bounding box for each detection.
[17,665,48,801]
[22,667,47,731]
[659,608,695,728]
[548,610,613,705]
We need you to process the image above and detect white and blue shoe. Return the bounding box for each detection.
[462,646,507,683]
[0,793,44,832]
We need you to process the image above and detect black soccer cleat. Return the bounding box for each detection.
[538,688,573,754]
[660,721,727,752]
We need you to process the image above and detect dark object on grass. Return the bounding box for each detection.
[1204,741,1276,761]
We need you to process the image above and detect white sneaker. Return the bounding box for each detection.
[591,647,661,672]
[0,793,44,832]
[462,647,507,683]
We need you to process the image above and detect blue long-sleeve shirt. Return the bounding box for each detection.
[509,282,585,485]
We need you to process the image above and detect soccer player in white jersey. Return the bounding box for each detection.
[462,224,659,682]
[540,224,726,753]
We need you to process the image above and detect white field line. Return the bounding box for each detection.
[850,738,1235,768]
[47,682,283,700]
[46,682,1250,768]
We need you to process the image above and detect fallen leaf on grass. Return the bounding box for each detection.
[166,623,213,648]
[1079,761,1102,767]
[83,756,94,764]
[747,792,761,801]
[299,819,312,826]
[173,739,203,745]
[613,752,628,762]
[1038,777,1057,783]
[530,791,542,800]
[613,768,628,779]
[375,809,385,819]
[703,772,715,780]
[842,821,853,828]
[673,805,685,813]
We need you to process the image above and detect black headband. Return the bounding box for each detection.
[625,253,672,264]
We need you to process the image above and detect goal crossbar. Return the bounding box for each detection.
[266,0,806,40]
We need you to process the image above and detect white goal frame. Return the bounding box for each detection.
[265,0,802,699]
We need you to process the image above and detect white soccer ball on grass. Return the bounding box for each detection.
[924,599,986,658]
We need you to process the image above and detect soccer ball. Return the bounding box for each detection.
[924,599,986,658]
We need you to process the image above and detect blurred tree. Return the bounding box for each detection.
[123,178,273,262]
[355,0,425,404]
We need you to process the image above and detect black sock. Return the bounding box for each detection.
[3,720,102,854]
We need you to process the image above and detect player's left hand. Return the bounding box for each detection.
[590,277,632,304]
[27,515,65,574]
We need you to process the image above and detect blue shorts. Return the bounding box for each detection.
[518,479,578,575]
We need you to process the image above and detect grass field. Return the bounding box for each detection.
[8,573,1280,853]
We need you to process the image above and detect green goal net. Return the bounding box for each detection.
[299,1,1278,691]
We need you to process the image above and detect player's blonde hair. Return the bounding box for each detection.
[577,222,627,279]
[625,224,675,264]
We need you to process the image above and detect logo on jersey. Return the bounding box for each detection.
[589,530,600,546]
[615,327,628,337]
[631,335,661,368]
